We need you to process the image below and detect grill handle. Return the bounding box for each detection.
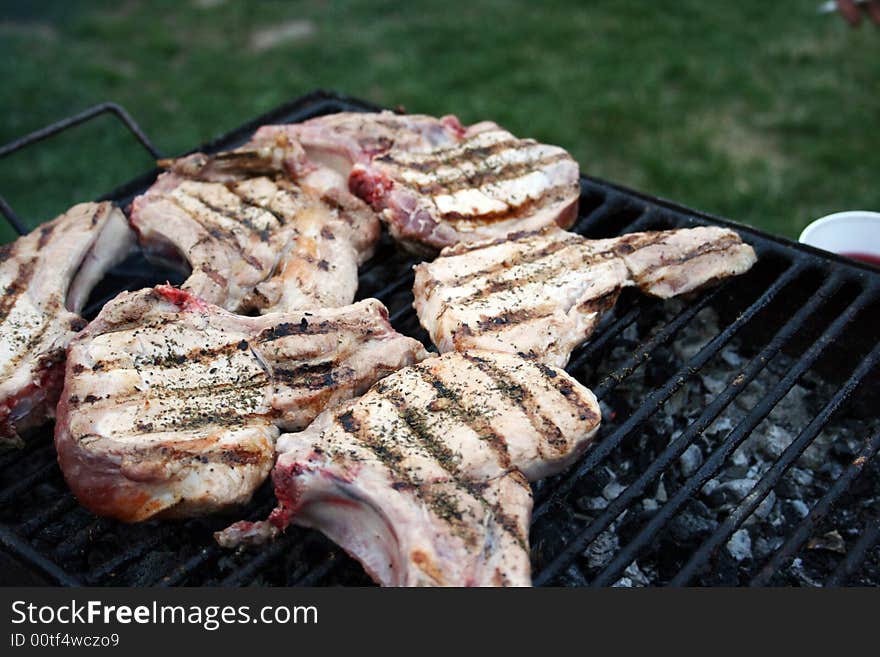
[0,102,162,235]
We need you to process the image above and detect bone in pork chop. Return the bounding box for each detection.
[130,138,379,314]
[255,111,580,253]
[0,202,134,446]
[55,285,428,522]
[414,225,757,368]
[217,350,601,587]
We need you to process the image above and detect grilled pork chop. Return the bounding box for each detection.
[55,285,428,522]
[130,140,379,314]
[1,202,134,445]
[414,226,757,368]
[218,350,601,587]
[256,112,580,252]
[349,124,580,252]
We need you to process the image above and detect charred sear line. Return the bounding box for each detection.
[225,182,290,227]
[274,360,345,391]
[392,384,528,549]
[433,232,583,296]
[452,246,617,308]
[94,340,254,371]
[533,362,599,423]
[439,181,577,225]
[335,405,475,543]
[576,286,622,316]
[257,318,374,342]
[414,153,572,196]
[88,376,269,408]
[190,191,274,256]
[635,236,743,274]
[382,387,462,471]
[376,136,522,172]
[168,195,263,271]
[123,441,265,468]
[471,307,546,335]
[0,258,36,323]
[36,224,56,250]
[462,353,568,451]
[417,368,512,469]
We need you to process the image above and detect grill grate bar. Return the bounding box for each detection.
[0,461,60,506]
[592,284,727,400]
[292,554,339,586]
[587,283,875,587]
[671,341,880,585]
[565,305,643,374]
[534,269,837,583]
[0,525,82,586]
[219,532,302,586]
[534,263,804,520]
[82,533,168,585]
[156,546,221,587]
[371,272,416,304]
[825,515,880,586]
[0,440,55,473]
[751,429,880,586]
[17,494,78,538]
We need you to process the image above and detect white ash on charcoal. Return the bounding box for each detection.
[533,299,879,587]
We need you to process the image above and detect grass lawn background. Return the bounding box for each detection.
[1,0,878,244]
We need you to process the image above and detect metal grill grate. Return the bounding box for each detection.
[1,91,878,587]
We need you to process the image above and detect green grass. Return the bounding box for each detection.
[2,0,879,244]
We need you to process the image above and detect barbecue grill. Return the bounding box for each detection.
[1,91,877,587]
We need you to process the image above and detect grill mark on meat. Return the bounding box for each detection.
[273,360,349,391]
[450,246,618,307]
[335,408,474,545]
[461,353,568,454]
[415,368,513,469]
[122,438,267,468]
[0,243,15,265]
[412,153,572,196]
[70,374,269,411]
[634,235,744,274]
[426,232,583,295]
[532,362,601,424]
[374,136,521,171]
[36,224,55,250]
[576,286,622,316]
[257,318,377,342]
[439,182,579,225]
[467,307,548,336]
[167,195,264,272]
[0,258,36,324]
[88,338,267,371]
[379,383,528,549]
[89,204,105,227]
[186,188,275,251]
[225,181,290,226]
[201,265,229,288]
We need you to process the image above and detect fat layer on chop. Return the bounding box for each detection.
[217,350,601,587]
[130,137,379,314]
[414,225,758,368]
[0,202,134,445]
[55,285,428,522]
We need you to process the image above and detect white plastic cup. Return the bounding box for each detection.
[799,210,880,266]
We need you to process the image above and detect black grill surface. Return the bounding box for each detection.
[1,91,878,587]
